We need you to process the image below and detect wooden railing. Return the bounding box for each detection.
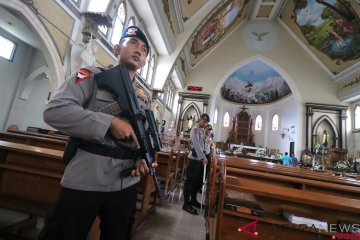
[0,131,66,151]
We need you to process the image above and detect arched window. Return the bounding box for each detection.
[214,108,218,124]
[355,105,360,130]
[166,83,171,106]
[224,112,230,127]
[272,114,279,131]
[146,55,155,86]
[70,0,80,7]
[255,115,262,131]
[141,52,150,80]
[110,2,126,46]
[168,85,175,108]
[0,35,16,61]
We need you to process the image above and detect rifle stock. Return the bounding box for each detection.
[95,65,163,197]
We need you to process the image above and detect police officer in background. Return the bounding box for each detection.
[182,113,210,215]
[38,26,156,240]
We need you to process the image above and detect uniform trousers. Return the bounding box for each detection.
[183,158,203,205]
[38,183,137,240]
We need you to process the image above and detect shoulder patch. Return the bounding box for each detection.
[194,128,199,135]
[136,84,148,99]
[76,68,93,83]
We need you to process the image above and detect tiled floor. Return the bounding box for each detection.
[0,194,207,240]
[132,196,207,240]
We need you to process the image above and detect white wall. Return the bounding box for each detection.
[6,74,49,130]
[212,95,300,156]
[0,28,33,130]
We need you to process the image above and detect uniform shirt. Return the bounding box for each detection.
[188,123,206,161]
[43,66,147,192]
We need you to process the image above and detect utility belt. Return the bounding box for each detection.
[79,139,137,159]
[63,138,137,164]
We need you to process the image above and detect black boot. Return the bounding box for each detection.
[182,203,198,215]
[191,200,202,208]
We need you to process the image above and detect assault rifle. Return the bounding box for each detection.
[95,64,162,197]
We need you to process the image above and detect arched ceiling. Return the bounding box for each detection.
[134,0,360,91]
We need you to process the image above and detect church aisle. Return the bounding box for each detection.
[132,197,207,240]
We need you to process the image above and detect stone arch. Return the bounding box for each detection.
[0,0,64,94]
[19,66,50,100]
[313,115,339,147]
[179,102,201,133]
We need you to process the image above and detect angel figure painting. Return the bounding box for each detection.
[221,60,292,104]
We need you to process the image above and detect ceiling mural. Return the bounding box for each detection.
[221,60,292,105]
[281,0,360,75]
[189,0,250,66]
[180,0,209,21]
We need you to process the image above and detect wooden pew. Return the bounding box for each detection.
[205,154,217,240]
[210,154,360,240]
[0,140,64,238]
[218,155,360,195]
[178,150,189,181]
[131,175,157,237]
[7,128,69,142]
[155,150,176,196]
[0,139,160,239]
[0,131,66,151]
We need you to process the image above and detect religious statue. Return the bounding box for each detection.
[70,12,112,74]
[187,115,196,130]
[322,130,329,147]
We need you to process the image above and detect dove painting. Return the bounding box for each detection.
[252,31,269,41]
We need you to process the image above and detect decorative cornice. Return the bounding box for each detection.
[341,75,360,89]
[179,57,187,77]
[305,103,348,111]
[178,92,210,101]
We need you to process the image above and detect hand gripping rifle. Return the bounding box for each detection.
[95,64,163,198]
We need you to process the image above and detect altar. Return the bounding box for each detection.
[227,106,254,146]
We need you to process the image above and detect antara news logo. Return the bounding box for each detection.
[237,220,360,239]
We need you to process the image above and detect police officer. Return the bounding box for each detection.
[182,113,209,215]
[38,26,155,240]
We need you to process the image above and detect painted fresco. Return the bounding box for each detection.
[221,60,292,104]
[281,0,360,74]
[189,0,250,66]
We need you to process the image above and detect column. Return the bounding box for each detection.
[175,97,183,135]
[306,106,314,151]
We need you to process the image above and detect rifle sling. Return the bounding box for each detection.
[78,139,137,159]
